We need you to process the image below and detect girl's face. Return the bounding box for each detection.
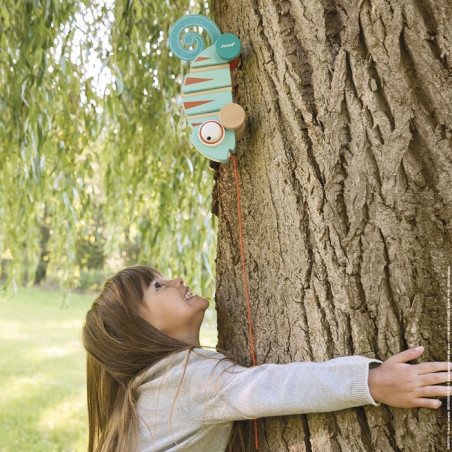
[141,275,209,345]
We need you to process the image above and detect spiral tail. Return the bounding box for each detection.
[169,14,221,61]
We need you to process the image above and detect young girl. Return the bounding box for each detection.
[82,265,448,452]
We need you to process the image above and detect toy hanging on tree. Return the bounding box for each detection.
[169,14,246,163]
[170,14,259,449]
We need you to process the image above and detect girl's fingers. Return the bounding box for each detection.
[417,384,450,398]
[416,362,451,374]
[387,347,424,363]
[420,372,451,385]
[412,398,443,409]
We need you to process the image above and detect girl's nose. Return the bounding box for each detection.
[171,277,184,287]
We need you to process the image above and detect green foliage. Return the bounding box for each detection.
[75,201,105,270]
[43,267,110,293]
[0,0,217,302]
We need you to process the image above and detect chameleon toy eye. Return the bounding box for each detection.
[198,121,225,146]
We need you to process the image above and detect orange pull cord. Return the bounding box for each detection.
[230,153,259,450]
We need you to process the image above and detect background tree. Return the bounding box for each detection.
[212,0,451,450]
[0,1,217,312]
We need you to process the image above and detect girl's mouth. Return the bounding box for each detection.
[184,287,195,302]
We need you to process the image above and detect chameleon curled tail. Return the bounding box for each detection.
[169,14,246,164]
[169,15,221,61]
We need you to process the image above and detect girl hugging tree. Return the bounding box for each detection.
[82,265,449,452]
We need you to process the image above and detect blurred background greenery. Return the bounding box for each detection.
[0,0,218,450]
[0,0,217,304]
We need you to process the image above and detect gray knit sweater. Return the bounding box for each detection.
[135,348,383,451]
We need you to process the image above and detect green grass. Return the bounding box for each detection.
[0,286,218,452]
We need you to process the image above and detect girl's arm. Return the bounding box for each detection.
[187,352,383,424]
[187,347,447,425]
[368,346,449,409]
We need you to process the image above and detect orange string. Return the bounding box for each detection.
[230,153,259,450]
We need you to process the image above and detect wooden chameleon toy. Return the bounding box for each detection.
[169,14,246,163]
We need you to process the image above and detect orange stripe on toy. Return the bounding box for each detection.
[185,77,213,85]
[183,100,213,110]
[195,56,210,62]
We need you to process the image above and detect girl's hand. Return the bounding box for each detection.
[368,346,450,409]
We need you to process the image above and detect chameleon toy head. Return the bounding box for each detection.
[169,14,246,163]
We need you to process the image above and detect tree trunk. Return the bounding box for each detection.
[211,0,451,450]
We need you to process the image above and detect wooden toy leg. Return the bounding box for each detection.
[219,103,246,132]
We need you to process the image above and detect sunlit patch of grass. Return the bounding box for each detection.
[2,373,49,402]
[37,389,87,445]
[0,286,92,452]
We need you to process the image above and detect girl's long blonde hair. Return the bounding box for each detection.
[82,265,246,451]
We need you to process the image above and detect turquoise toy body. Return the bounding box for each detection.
[169,15,246,163]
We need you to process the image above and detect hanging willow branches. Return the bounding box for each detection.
[0,0,217,301]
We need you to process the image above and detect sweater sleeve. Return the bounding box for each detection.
[188,353,383,425]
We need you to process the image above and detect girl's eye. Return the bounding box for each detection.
[154,281,162,290]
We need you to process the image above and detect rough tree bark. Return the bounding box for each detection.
[211,0,451,450]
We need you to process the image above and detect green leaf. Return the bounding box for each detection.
[112,63,124,96]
